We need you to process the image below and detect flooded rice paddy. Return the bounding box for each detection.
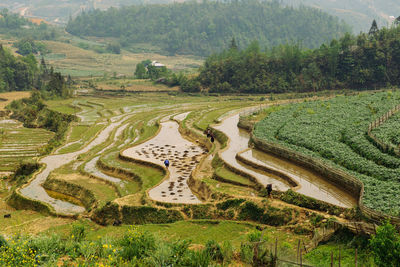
[122,119,206,204]
[214,113,356,208]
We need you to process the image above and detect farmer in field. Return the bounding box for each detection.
[266,184,272,197]
[164,159,170,168]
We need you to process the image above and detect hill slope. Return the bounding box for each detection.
[65,0,350,56]
[281,0,400,32]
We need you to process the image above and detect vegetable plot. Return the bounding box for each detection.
[254,91,400,215]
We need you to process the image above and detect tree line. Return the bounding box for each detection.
[187,21,400,93]
[0,45,72,97]
[0,9,59,41]
[66,0,350,56]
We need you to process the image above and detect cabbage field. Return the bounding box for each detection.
[372,111,400,148]
[254,91,400,215]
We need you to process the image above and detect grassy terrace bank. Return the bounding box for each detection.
[253,90,400,216]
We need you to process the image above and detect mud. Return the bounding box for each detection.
[20,113,133,215]
[122,121,206,204]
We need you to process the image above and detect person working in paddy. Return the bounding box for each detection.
[164,159,170,168]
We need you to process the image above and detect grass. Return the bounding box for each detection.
[102,151,164,193]
[94,78,178,92]
[304,229,374,266]
[49,171,118,207]
[41,40,203,77]
[0,121,54,171]
[0,91,31,110]
[215,166,255,187]
[57,124,105,154]
[204,178,258,198]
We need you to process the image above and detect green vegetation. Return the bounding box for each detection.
[0,120,53,172]
[66,0,349,56]
[0,219,310,266]
[305,228,373,266]
[370,221,400,266]
[8,91,76,153]
[13,38,49,56]
[0,9,57,39]
[372,111,400,147]
[195,23,400,93]
[254,91,400,215]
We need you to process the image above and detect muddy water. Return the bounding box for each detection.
[20,113,133,215]
[174,111,191,122]
[84,123,132,185]
[122,121,206,204]
[214,114,356,208]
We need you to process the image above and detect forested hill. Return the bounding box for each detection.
[0,45,71,97]
[66,0,350,56]
[191,24,400,94]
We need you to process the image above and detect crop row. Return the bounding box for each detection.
[254,91,400,215]
[372,111,400,147]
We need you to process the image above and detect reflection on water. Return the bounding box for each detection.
[214,113,356,208]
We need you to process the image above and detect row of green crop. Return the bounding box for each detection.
[372,111,400,147]
[254,91,400,216]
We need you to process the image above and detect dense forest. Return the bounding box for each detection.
[0,45,72,97]
[66,0,350,56]
[190,21,400,94]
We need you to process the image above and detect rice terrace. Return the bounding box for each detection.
[2,1,400,266]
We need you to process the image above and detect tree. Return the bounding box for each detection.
[230,37,238,50]
[395,16,400,26]
[134,63,147,79]
[370,221,400,267]
[369,19,379,36]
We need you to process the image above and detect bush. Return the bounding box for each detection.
[238,201,264,221]
[0,236,7,248]
[216,198,245,210]
[205,240,223,262]
[119,226,156,261]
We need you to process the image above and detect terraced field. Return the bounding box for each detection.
[1,91,390,265]
[0,119,54,173]
[253,90,400,216]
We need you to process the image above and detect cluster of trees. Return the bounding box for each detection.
[134,60,168,80]
[190,22,400,93]
[0,9,58,40]
[13,38,50,56]
[66,0,349,56]
[8,90,76,153]
[0,45,72,97]
[0,45,38,92]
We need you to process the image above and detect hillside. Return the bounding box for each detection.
[66,0,350,56]
[193,24,400,93]
[0,0,173,25]
[281,0,400,32]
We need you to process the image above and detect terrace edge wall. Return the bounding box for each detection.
[244,118,400,224]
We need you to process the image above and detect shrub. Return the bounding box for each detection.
[71,223,87,242]
[0,236,7,248]
[205,240,223,262]
[119,226,156,261]
[216,198,245,211]
[238,201,264,221]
